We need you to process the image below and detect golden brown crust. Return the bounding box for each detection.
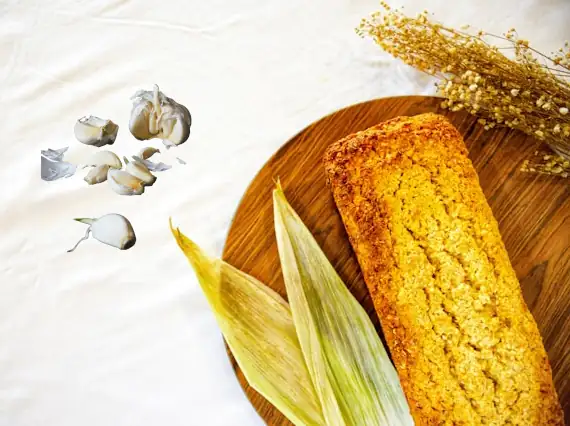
[324,113,564,425]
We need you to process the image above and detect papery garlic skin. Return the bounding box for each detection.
[41,147,68,162]
[68,214,136,252]
[129,85,191,148]
[74,116,119,147]
[41,147,76,181]
[84,164,110,185]
[107,168,145,195]
[84,150,122,169]
[123,157,156,186]
[131,155,171,172]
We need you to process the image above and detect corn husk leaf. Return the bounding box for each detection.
[170,222,324,426]
[273,185,414,426]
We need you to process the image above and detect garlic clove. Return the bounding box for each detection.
[162,112,190,148]
[107,168,145,195]
[158,100,191,148]
[84,150,122,169]
[74,116,119,147]
[84,164,110,185]
[89,214,136,250]
[67,214,136,252]
[148,110,160,135]
[123,156,156,186]
[129,101,154,141]
[137,147,160,160]
[176,157,187,165]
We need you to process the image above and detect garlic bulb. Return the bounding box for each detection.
[83,150,122,169]
[138,147,160,160]
[84,164,110,185]
[67,214,136,252]
[129,85,191,148]
[107,168,145,195]
[74,116,119,147]
[123,157,156,186]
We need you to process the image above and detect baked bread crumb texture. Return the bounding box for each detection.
[324,113,564,425]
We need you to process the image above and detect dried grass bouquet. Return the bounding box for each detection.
[357,2,570,177]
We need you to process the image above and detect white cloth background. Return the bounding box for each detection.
[2,0,569,425]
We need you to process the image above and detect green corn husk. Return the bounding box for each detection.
[171,183,413,426]
[170,223,325,426]
[273,185,413,426]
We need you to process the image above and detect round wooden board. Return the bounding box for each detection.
[222,96,570,425]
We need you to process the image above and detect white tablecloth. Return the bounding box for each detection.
[2,0,568,425]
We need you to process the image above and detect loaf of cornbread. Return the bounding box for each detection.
[323,113,564,425]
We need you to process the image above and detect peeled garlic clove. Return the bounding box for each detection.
[123,157,156,186]
[84,150,122,169]
[137,147,160,160]
[107,168,145,195]
[74,116,119,147]
[84,164,110,185]
[67,214,136,252]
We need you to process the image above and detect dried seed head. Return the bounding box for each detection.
[357,5,570,175]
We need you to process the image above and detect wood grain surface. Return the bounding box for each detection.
[221,96,570,425]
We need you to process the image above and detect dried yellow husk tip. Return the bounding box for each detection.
[170,222,324,426]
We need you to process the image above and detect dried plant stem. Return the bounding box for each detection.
[357,3,570,177]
